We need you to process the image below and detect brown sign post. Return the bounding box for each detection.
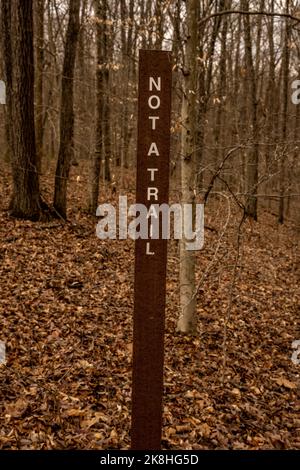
[131,50,172,450]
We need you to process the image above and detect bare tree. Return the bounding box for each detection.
[2,0,41,219]
[177,0,198,334]
[53,0,80,219]
[34,0,44,171]
[89,0,110,215]
[241,0,259,220]
[1,0,14,159]
[278,0,291,224]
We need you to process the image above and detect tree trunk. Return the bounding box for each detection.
[120,0,134,171]
[265,0,275,211]
[1,0,14,160]
[53,0,80,219]
[177,0,198,335]
[196,1,222,192]
[76,0,88,162]
[278,0,290,224]
[34,0,44,171]
[103,0,111,182]
[3,0,41,219]
[242,0,259,220]
[89,0,106,214]
[154,0,163,49]
[214,0,229,165]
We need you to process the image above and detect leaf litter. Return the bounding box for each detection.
[0,163,299,449]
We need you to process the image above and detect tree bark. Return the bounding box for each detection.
[53,0,80,219]
[214,0,229,165]
[154,0,163,49]
[196,1,223,192]
[89,0,107,214]
[3,0,41,219]
[1,0,14,160]
[35,0,44,171]
[278,0,290,224]
[103,0,111,182]
[265,0,275,210]
[120,0,134,171]
[177,0,198,335]
[242,0,259,220]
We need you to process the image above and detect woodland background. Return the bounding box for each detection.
[0,0,299,450]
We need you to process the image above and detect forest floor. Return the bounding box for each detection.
[0,161,299,450]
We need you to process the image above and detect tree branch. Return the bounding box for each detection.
[198,10,300,27]
[203,146,241,205]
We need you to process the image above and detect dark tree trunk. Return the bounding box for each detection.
[103,0,111,182]
[278,0,290,224]
[34,0,44,171]
[1,0,14,160]
[89,0,111,214]
[2,0,41,220]
[89,0,105,214]
[242,0,259,221]
[196,1,222,192]
[53,0,80,219]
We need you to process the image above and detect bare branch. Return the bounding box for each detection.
[198,10,300,27]
[203,146,241,205]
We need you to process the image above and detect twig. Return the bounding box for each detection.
[203,146,241,205]
[221,212,246,385]
[198,10,300,27]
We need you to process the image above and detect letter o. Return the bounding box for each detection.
[148,95,160,109]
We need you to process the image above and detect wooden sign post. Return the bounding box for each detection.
[131,50,172,450]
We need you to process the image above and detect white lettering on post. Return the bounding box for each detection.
[149,116,159,130]
[148,95,160,109]
[149,76,161,92]
[147,142,159,156]
[145,77,162,254]
[147,168,158,181]
[146,241,155,255]
[147,187,158,201]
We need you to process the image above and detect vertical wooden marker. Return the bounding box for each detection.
[131,50,172,450]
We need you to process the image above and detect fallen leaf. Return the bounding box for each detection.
[199,423,211,438]
[5,399,29,418]
[65,408,85,417]
[274,377,297,390]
